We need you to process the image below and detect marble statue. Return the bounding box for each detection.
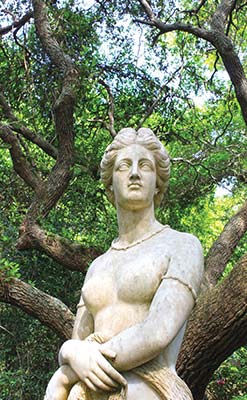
[44,127,204,400]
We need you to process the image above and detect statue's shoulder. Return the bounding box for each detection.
[86,249,110,277]
[163,226,202,251]
[162,227,204,293]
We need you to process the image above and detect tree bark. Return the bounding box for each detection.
[0,126,42,190]
[0,277,75,339]
[20,0,78,224]
[16,223,101,271]
[178,253,247,400]
[205,199,247,286]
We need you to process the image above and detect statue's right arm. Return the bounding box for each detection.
[72,265,95,340]
[58,266,127,392]
[72,296,94,340]
[44,282,95,398]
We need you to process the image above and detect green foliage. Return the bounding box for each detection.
[208,347,247,400]
[0,258,20,280]
[0,305,62,400]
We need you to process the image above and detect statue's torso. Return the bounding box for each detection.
[73,228,202,400]
[81,228,191,368]
[81,230,172,399]
[82,231,169,331]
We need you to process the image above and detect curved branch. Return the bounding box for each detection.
[157,21,213,41]
[140,17,214,42]
[32,0,73,71]
[16,223,101,272]
[205,199,247,286]
[137,0,247,127]
[0,11,33,36]
[0,92,58,159]
[183,0,208,15]
[19,0,80,223]
[0,125,42,190]
[98,79,116,137]
[138,0,155,20]
[0,277,75,339]
[137,0,214,42]
[13,124,58,159]
[213,36,247,125]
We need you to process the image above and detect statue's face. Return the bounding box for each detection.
[112,144,157,211]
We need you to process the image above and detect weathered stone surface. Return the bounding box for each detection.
[44,128,204,400]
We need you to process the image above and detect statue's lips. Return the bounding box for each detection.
[128,182,142,188]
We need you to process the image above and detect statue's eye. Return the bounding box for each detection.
[116,161,130,171]
[140,160,154,171]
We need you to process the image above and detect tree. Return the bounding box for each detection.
[0,1,246,399]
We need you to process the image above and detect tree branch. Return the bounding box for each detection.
[183,0,208,15]
[137,0,247,128]
[0,125,42,190]
[17,0,79,225]
[205,199,247,286]
[178,252,247,400]
[16,223,101,272]
[210,39,247,127]
[0,92,58,159]
[0,11,33,36]
[137,0,214,42]
[142,18,214,42]
[98,79,116,137]
[138,0,155,20]
[0,277,75,339]
[211,0,237,32]
[32,0,73,71]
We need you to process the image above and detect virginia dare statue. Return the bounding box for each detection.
[44,127,204,400]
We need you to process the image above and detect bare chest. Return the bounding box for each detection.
[82,242,169,316]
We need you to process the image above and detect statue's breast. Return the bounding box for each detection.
[116,243,169,304]
[81,263,116,315]
[81,239,170,315]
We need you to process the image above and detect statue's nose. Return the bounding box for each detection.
[130,163,140,179]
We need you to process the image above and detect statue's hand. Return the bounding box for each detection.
[59,340,127,392]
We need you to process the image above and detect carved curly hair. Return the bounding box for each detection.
[100,127,170,208]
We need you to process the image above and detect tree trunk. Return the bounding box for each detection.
[178,253,247,400]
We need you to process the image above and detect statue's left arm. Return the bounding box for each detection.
[100,233,204,371]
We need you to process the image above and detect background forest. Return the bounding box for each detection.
[0,0,246,399]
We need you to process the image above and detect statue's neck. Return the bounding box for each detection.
[115,204,162,247]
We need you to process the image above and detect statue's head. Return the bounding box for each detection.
[100,128,170,208]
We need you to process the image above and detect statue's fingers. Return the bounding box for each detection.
[84,377,98,392]
[93,364,119,388]
[100,347,116,360]
[88,372,116,392]
[97,357,127,387]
